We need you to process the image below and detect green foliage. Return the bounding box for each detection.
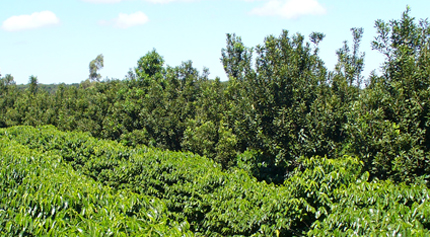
[28,75,38,95]
[182,119,217,159]
[0,128,192,236]
[0,74,17,128]
[2,7,430,236]
[1,7,430,186]
[135,49,165,82]
[214,122,238,169]
[221,33,253,80]
[15,83,79,94]
[89,54,104,82]
[220,29,330,177]
[308,173,430,236]
[2,126,430,236]
[333,27,365,88]
[344,7,430,182]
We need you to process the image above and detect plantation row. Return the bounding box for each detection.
[0,132,192,236]
[1,126,430,236]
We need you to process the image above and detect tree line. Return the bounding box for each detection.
[1,8,429,184]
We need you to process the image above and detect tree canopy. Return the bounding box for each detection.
[0,8,429,184]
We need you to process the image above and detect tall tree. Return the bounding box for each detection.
[221,33,253,80]
[0,74,17,127]
[345,7,430,181]
[89,54,104,82]
[28,75,38,95]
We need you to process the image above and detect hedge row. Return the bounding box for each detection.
[1,125,430,236]
[0,134,192,236]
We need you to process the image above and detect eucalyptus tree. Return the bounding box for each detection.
[89,54,104,82]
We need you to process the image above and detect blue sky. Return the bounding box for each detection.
[1,0,429,84]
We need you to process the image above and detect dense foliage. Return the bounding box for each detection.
[2,9,429,185]
[0,127,192,236]
[1,9,430,184]
[1,8,430,235]
[1,126,430,236]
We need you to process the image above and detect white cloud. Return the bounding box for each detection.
[250,0,326,19]
[100,11,149,29]
[82,0,124,3]
[83,0,195,3]
[2,11,60,32]
[144,0,196,3]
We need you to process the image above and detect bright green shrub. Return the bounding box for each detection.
[0,133,192,236]
[308,178,430,236]
[2,125,430,236]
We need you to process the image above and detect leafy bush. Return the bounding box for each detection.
[0,130,192,236]
[2,125,430,236]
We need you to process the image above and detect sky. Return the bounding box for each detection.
[1,0,429,85]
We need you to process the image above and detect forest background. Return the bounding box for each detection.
[2,7,430,183]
